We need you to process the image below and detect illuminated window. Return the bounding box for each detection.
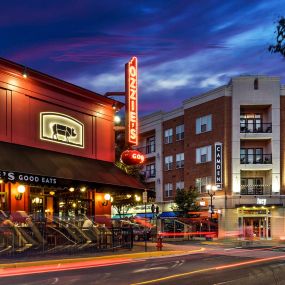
[176,153,184,168]
[196,145,212,163]
[164,128,173,144]
[196,115,212,134]
[176,124,184,141]
[195,177,212,193]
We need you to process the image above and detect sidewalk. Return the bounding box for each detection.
[0,242,202,269]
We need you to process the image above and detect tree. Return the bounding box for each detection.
[111,193,140,218]
[173,187,200,217]
[268,17,285,58]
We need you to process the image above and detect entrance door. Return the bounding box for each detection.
[243,217,268,239]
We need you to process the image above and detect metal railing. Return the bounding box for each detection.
[240,184,272,195]
[0,214,134,258]
[240,154,272,164]
[145,170,156,178]
[136,145,156,155]
[240,123,272,133]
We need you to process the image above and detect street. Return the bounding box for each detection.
[2,245,285,285]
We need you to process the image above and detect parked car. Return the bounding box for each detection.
[132,225,152,241]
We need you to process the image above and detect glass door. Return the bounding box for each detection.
[247,149,254,164]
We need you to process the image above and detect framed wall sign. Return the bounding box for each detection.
[40,112,84,148]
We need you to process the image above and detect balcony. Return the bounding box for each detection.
[240,123,272,133]
[145,170,156,179]
[240,184,272,195]
[240,154,272,164]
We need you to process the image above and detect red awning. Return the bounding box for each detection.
[0,141,145,191]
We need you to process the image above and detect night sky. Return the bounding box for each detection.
[1,0,285,115]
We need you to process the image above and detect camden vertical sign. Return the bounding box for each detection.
[215,142,223,189]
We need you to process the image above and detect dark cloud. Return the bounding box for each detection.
[1,0,285,115]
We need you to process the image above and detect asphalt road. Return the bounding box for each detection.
[2,247,285,285]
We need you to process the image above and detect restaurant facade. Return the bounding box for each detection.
[0,57,144,224]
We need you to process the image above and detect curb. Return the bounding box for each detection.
[0,250,186,269]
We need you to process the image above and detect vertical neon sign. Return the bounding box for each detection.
[125,57,138,146]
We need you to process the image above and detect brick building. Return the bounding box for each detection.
[138,75,285,240]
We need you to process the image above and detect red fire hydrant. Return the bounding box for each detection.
[156,235,163,251]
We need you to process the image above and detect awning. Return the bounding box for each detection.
[0,141,145,191]
[112,214,133,219]
[159,211,178,218]
[135,213,154,219]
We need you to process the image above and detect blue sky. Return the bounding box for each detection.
[1,0,285,114]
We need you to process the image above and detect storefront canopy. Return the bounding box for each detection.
[0,142,145,191]
[159,211,178,219]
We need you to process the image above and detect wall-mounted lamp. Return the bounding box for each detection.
[102,193,111,206]
[135,195,141,202]
[15,185,26,200]
[114,115,121,124]
[0,179,3,184]
[80,187,86,193]
[49,191,55,196]
[69,187,75,192]
[22,67,28,79]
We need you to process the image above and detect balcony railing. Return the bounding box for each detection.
[240,123,272,133]
[240,184,272,195]
[145,170,156,179]
[240,154,272,164]
[136,145,156,155]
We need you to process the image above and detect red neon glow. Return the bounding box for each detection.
[125,57,138,146]
[158,231,217,237]
[120,149,145,165]
[0,258,140,278]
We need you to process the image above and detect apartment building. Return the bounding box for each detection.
[138,75,285,240]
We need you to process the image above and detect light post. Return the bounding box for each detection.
[206,184,217,231]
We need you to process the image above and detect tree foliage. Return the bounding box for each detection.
[173,187,200,217]
[111,194,140,218]
[269,17,285,57]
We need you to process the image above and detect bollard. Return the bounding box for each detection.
[156,236,163,251]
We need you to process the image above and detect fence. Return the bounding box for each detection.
[0,213,133,258]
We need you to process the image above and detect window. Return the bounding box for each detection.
[145,164,155,178]
[164,183,173,197]
[241,177,263,195]
[196,115,212,134]
[176,153,184,168]
[195,176,212,193]
[164,128,173,144]
[176,124,184,141]
[164,155,173,170]
[146,136,155,154]
[196,145,212,163]
[254,78,258,90]
[240,113,263,133]
[240,148,265,164]
[176,181,184,190]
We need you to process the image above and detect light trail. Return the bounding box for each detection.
[0,258,142,278]
[130,254,285,285]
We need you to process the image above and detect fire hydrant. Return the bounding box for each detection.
[156,235,163,251]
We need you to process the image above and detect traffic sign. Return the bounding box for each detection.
[143,191,148,203]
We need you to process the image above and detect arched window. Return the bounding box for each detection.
[254,78,259,90]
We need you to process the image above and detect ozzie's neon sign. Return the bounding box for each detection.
[125,57,138,145]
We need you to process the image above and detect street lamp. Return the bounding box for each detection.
[206,184,217,221]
